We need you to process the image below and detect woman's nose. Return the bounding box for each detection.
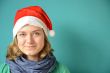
[26,34,34,43]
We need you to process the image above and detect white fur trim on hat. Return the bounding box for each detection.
[49,30,55,37]
[13,16,48,39]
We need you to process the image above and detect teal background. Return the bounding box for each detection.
[0,0,110,73]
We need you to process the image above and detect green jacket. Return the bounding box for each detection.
[0,62,70,73]
[0,63,10,73]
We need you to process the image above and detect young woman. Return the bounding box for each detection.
[0,6,70,73]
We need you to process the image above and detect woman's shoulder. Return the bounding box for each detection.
[52,61,70,73]
[0,62,10,73]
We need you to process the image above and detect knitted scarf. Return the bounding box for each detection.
[6,55,56,73]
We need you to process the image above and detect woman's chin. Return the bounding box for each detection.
[25,52,36,56]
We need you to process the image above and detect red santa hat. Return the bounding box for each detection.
[13,6,55,38]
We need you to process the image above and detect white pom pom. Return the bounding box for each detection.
[49,30,55,37]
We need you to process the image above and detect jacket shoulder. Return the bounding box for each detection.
[52,62,70,73]
[0,63,10,73]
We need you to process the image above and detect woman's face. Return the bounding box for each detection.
[17,25,45,57]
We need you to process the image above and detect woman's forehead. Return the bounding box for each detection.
[18,25,43,33]
[21,25,42,30]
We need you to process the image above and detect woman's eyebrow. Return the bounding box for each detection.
[32,29,42,32]
[17,31,25,33]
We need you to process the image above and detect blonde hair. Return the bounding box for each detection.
[6,34,53,60]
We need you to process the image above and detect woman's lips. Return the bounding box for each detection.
[25,46,36,51]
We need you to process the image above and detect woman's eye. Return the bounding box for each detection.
[34,32,40,36]
[18,33,26,37]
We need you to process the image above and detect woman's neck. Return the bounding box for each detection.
[27,55,39,61]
